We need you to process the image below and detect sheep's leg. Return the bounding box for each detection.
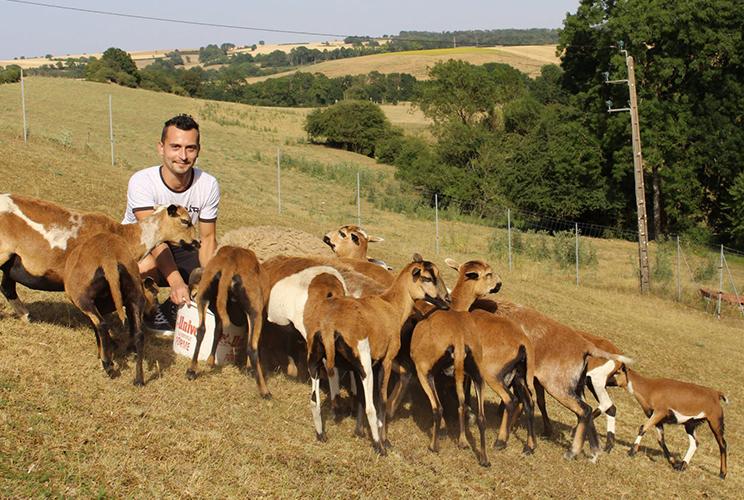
[534,379,552,437]
[207,316,223,368]
[674,420,701,472]
[0,263,29,322]
[307,336,327,442]
[628,410,666,457]
[587,361,618,452]
[483,372,515,450]
[513,376,536,454]
[351,371,366,438]
[327,366,343,419]
[416,368,444,453]
[654,424,674,464]
[473,378,490,467]
[186,302,209,380]
[707,416,727,479]
[386,360,412,419]
[378,358,394,448]
[246,308,271,399]
[125,295,146,387]
[454,361,469,450]
[357,339,384,455]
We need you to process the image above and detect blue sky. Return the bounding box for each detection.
[1,0,579,59]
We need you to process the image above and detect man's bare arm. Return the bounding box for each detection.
[198,220,217,266]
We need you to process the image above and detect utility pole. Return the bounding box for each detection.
[605,45,651,293]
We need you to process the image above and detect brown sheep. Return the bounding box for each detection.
[186,246,271,398]
[63,232,159,386]
[616,366,728,479]
[303,254,450,454]
[1,193,198,321]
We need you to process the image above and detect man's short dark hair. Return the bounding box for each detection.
[161,114,200,144]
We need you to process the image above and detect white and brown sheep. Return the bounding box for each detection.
[63,232,160,385]
[489,300,632,461]
[616,366,728,479]
[0,193,198,320]
[302,254,450,454]
[186,246,272,398]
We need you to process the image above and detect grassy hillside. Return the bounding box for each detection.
[245,46,559,83]
[0,78,742,497]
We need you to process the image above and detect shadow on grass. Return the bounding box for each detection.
[26,300,90,329]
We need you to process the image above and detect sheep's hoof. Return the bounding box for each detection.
[133,378,145,387]
[627,447,637,457]
[563,451,577,460]
[457,439,469,450]
[316,432,328,443]
[428,444,439,454]
[102,362,116,379]
[673,461,687,472]
[522,445,534,456]
[493,440,507,450]
[604,440,615,453]
[185,369,198,381]
[260,392,273,400]
[383,439,393,450]
[479,457,491,468]
[588,452,600,464]
[354,427,366,439]
[720,472,727,480]
[373,441,387,456]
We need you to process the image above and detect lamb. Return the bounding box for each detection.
[616,366,728,479]
[64,232,160,385]
[185,246,272,398]
[303,254,451,454]
[1,193,198,321]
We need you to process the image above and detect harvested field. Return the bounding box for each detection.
[0,77,741,497]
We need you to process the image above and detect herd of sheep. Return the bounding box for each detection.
[0,194,729,479]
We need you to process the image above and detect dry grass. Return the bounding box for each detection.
[0,77,742,497]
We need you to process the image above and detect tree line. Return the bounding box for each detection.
[306,1,744,246]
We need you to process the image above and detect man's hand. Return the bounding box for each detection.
[169,278,190,306]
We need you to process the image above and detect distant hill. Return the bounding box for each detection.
[245,45,559,83]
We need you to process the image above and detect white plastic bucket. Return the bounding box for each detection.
[172,301,245,365]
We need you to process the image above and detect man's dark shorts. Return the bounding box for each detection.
[154,244,200,287]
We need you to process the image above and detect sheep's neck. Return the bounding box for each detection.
[627,369,652,411]
[450,283,477,312]
[117,222,150,261]
[380,278,415,326]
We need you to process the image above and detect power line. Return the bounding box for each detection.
[5,0,353,39]
[5,0,565,47]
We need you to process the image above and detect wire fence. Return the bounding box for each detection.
[8,80,744,324]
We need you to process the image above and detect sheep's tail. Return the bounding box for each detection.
[720,393,729,405]
[102,260,126,323]
[586,344,633,365]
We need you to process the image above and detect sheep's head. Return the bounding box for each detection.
[445,258,502,299]
[613,365,630,389]
[149,204,200,250]
[407,253,450,309]
[323,224,383,259]
[142,277,160,317]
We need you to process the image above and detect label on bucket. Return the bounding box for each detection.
[172,301,245,365]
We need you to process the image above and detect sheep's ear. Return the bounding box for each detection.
[351,232,360,245]
[368,235,384,243]
[411,266,422,280]
[167,204,178,217]
[444,258,460,271]
[465,272,479,280]
[412,253,423,263]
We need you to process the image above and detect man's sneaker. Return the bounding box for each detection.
[145,302,176,337]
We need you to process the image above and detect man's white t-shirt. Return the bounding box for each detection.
[122,165,220,225]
